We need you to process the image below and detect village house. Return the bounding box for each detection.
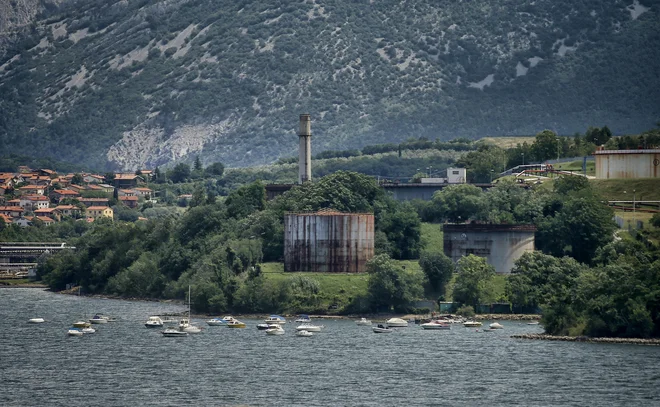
[13,217,32,227]
[85,184,103,192]
[38,169,57,177]
[118,189,137,197]
[79,197,109,207]
[51,189,80,202]
[31,216,55,226]
[86,206,113,221]
[133,187,153,199]
[118,195,139,209]
[34,207,61,222]
[113,173,140,189]
[7,199,21,206]
[54,204,82,218]
[97,184,115,194]
[28,175,52,186]
[68,184,86,194]
[83,174,105,184]
[137,170,153,181]
[19,195,50,211]
[18,185,46,196]
[0,173,17,188]
[0,213,12,224]
[0,206,24,218]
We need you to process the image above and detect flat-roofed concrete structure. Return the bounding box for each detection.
[443,223,536,274]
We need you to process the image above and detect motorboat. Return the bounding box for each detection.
[355,318,371,326]
[372,324,394,333]
[489,322,504,329]
[296,330,313,337]
[89,314,109,324]
[296,324,323,332]
[82,327,96,334]
[206,317,227,326]
[295,314,312,323]
[463,321,483,328]
[145,316,164,328]
[421,320,451,330]
[257,323,278,330]
[227,320,247,328]
[162,328,188,337]
[73,320,91,328]
[264,315,286,324]
[386,318,408,328]
[527,321,540,325]
[265,325,285,335]
[178,318,201,334]
[28,318,45,324]
[68,328,84,336]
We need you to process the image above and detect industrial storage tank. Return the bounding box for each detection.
[443,224,536,274]
[284,210,375,273]
[594,148,660,179]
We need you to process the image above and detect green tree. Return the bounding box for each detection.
[532,130,560,162]
[71,173,84,185]
[169,163,191,183]
[194,155,202,172]
[189,184,205,208]
[419,251,454,296]
[456,144,507,182]
[431,184,485,223]
[226,181,266,219]
[377,203,421,259]
[205,162,225,177]
[452,255,495,308]
[366,254,424,312]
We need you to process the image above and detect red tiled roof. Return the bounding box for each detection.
[119,196,138,201]
[114,174,138,180]
[87,206,111,210]
[54,189,80,195]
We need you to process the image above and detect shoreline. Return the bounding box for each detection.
[512,333,660,346]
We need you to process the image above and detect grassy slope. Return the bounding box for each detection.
[590,179,660,201]
[262,222,509,311]
[479,137,536,149]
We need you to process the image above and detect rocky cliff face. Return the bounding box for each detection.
[0,0,658,170]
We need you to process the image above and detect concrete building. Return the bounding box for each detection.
[86,206,114,221]
[443,224,536,274]
[594,148,660,179]
[284,210,374,273]
[298,114,312,184]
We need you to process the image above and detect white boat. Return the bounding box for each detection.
[295,324,323,332]
[206,317,227,326]
[28,318,45,324]
[489,322,504,329]
[421,320,451,330]
[463,321,483,327]
[264,315,286,324]
[257,323,278,330]
[527,321,540,325]
[372,324,394,333]
[68,328,84,336]
[179,286,201,333]
[227,320,247,328]
[145,316,164,328]
[265,325,285,335]
[295,314,312,323]
[355,318,371,326]
[386,318,408,328]
[162,328,188,337]
[73,320,91,328]
[89,314,109,324]
[296,330,313,337]
[82,327,96,334]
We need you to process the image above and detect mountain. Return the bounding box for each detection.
[0,0,659,171]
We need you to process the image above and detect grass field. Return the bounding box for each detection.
[420,223,443,253]
[479,136,535,149]
[590,179,660,201]
[552,160,595,176]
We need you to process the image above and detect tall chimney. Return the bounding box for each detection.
[298,114,312,184]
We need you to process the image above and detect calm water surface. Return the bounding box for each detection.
[1,288,660,406]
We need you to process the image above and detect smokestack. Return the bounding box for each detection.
[298,114,312,184]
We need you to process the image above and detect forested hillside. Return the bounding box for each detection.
[1,0,659,170]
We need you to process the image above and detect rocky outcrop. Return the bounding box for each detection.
[512,333,660,346]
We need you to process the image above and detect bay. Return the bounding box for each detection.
[1,288,659,406]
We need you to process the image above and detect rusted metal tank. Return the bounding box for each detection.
[595,149,660,179]
[284,211,375,273]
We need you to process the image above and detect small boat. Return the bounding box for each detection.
[73,320,91,328]
[421,320,451,330]
[264,315,286,324]
[489,322,504,329]
[89,314,109,324]
[68,328,84,336]
[296,330,313,337]
[355,318,371,326]
[82,327,96,334]
[162,328,188,337]
[295,314,312,323]
[145,316,164,328]
[206,317,227,326]
[295,324,323,332]
[386,318,408,328]
[265,325,285,335]
[257,323,278,330]
[527,321,540,325]
[28,318,45,324]
[178,319,201,334]
[463,321,482,328]
[372,324,393,333]
[227,320,246,328]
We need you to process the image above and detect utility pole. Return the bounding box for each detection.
[521,153,525,166]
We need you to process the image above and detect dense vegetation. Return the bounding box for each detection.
[0,0,658,169]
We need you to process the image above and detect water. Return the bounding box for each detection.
[2,288,660,406]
